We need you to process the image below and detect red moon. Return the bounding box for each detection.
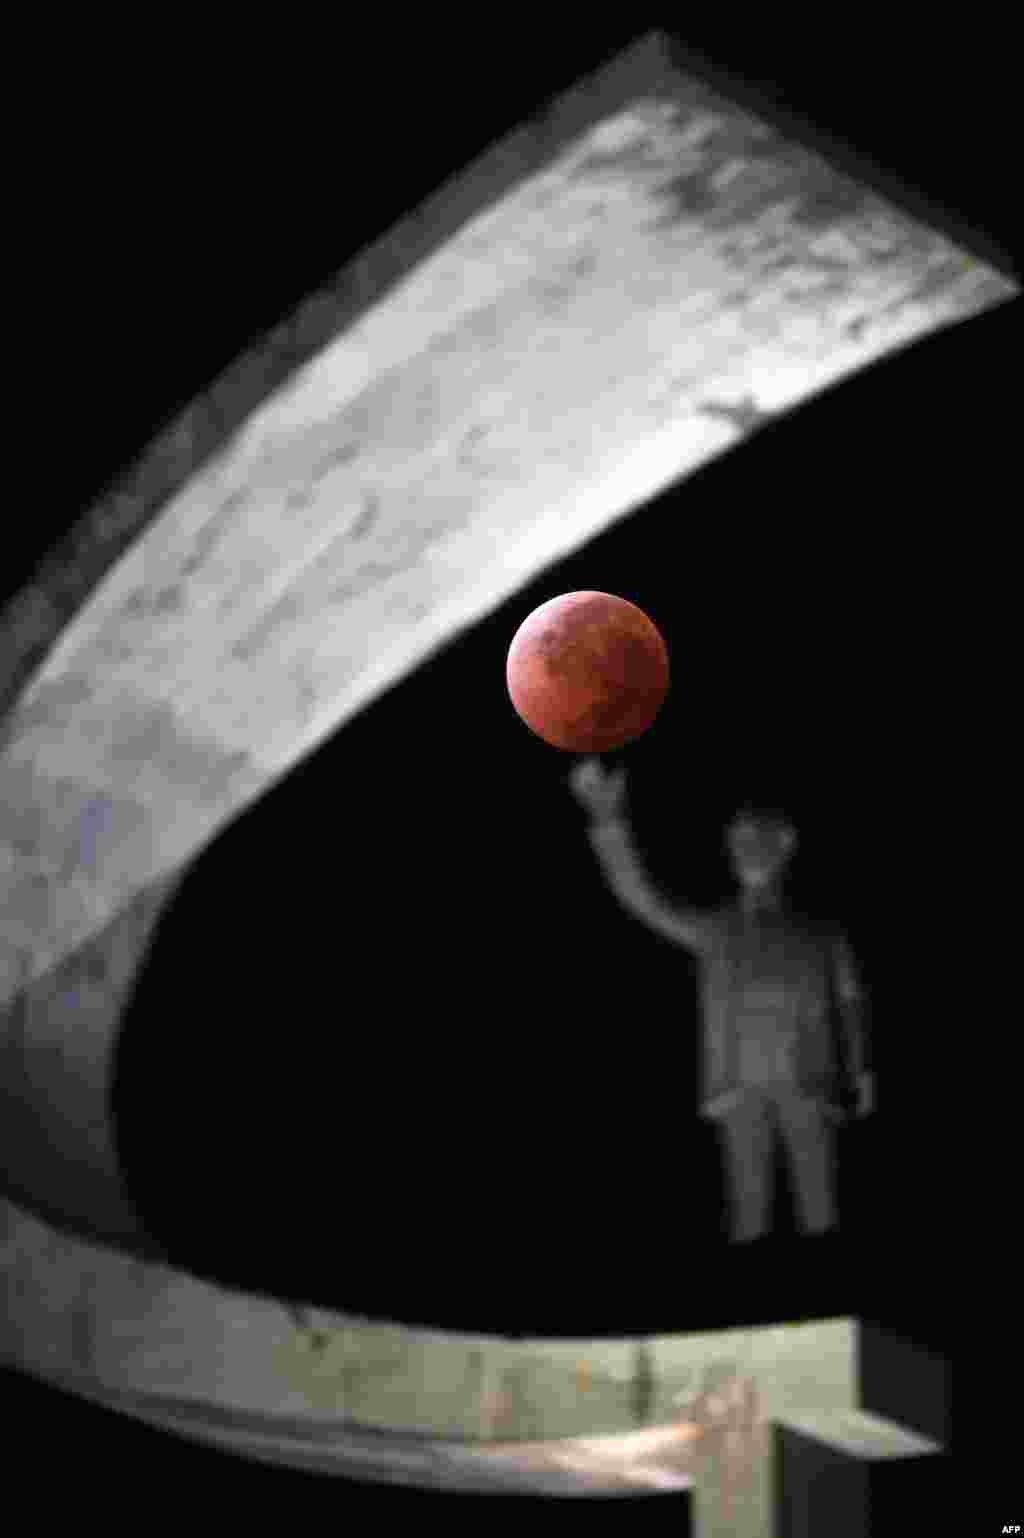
[506,591,669,753]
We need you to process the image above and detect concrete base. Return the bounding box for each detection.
[857,1321,952,1450]
[773,1408,948,1536]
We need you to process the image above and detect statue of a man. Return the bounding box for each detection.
[570,758,873,1242]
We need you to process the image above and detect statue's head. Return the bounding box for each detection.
[726,806,797,892]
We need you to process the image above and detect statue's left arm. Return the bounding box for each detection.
[832,932,873,1114]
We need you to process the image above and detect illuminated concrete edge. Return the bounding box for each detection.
[3,1192,864,1524]
[2,1224,942,1529]
[0,31,682,727]
[0,25,1017,1256]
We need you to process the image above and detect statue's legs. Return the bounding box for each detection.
[774,1089,839,1235]
[716,1089,775,1242]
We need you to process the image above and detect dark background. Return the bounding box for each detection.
[7,15,1011,1517]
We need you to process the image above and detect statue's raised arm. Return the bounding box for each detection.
[568,758,711,954]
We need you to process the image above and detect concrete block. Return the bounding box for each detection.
[857,1321,952,1448]
[773,1407,948,1536]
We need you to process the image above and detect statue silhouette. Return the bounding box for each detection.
[570,760,873,1242]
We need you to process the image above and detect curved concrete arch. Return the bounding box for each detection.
[1,1195,859,1512]
[0,31,1010,1503]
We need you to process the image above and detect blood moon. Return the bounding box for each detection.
[506,591,669,753]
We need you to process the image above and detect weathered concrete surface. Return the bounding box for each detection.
[0,31,687,729]
[0,31,1016,1255]
[0,867,188,1253]
[1,1190,942,1527]
[1,1195,855,1523]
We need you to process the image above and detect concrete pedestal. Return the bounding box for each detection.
[857,1321,952,1449]
[773,1408,948,1537]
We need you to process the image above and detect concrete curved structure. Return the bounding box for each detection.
[3,1189,864,1516]
[0,26,1003,1523]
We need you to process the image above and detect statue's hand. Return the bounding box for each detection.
[568,757,627,822]
[855,1072,875,1118]
[699,1090,746,1120]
